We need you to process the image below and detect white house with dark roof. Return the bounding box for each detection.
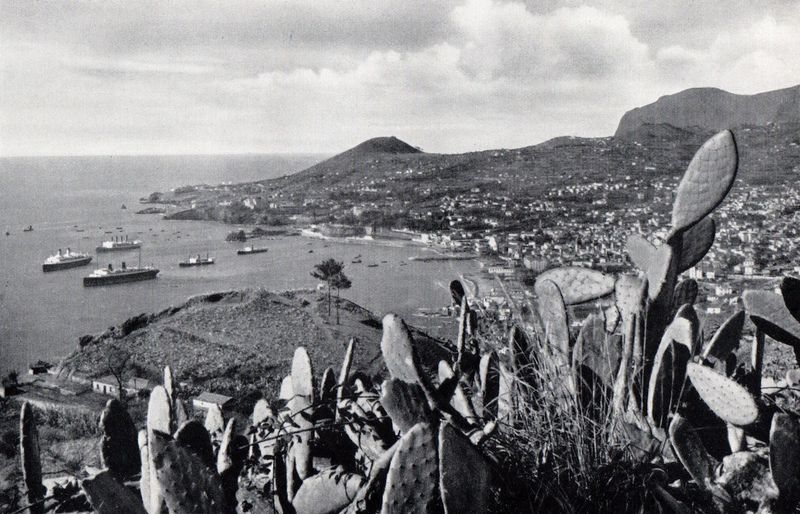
[193,391,234,411]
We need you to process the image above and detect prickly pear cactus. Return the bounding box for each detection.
[687,363,759,426]
[138,430,151,512]
[676,216,716,272]
[217,418,246,513]
[100,398,140,480]
[669,414,730,507]
[671,129,738,233]
[478,352,500,420]
[769,413,800,506]
[781,276,800,323]
[743,290,800,347]
[672,279,698,310]
[438,361,477,423]
[150,430,227,514]
[647,327,690,428]
[438,421,490,514]
[320,367,337,402]
[20,402,45,514]
[336,338,355,422]
[290,346,316,481]
[175,420,214,468]
[380,314,426,386]
[81,470,148,514]
[380,379,432,434]
[701,310,745,361]
[292,466,366,514]
[146,385,172,514]
[534,267,615,305]
[204,403,226,439]
[380,422,439,514]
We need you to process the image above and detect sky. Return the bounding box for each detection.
[1,0,799,156]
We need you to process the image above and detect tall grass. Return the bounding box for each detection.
[482,303,674,513]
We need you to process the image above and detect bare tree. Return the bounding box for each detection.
[103,342,131,402]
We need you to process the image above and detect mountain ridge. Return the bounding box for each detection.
[615,84,800,137]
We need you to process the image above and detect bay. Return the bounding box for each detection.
[0,155,476,374]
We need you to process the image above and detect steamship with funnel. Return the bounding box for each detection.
[96,235,141,253]
[83,261,159,286]
[42,248,92,272]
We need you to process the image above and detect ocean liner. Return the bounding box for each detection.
[42,248,92,272]
[83,262,159,286]
[96,235,142,252]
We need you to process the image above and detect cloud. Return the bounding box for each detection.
[1,0,798,155]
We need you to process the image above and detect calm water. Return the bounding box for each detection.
[0,155,476,374]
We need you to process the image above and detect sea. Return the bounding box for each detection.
[0,155,479,375]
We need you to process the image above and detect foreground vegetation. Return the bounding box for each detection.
[8,130,800,513]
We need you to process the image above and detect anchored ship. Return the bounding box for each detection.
[96,235,141,253]
[42,248,92,272]
[179,254,215,267]
[237,246,268,255]
[83,262,159,287]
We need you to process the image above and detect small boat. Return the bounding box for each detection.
[83,262,158,287]
[43,248,92,272]
[179,254,215,267]
[351,259,362,264]
[5,231,9,236]
[96,236,142,252]
[237,246,268,255]
[23,225,33,232]
[367,263,379,268]
[308,249,314,253]
[121,204,127,210]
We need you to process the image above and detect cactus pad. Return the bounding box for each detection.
[438,421,490,514]
[625,233,655,273]
[20,402,45,514]
[676,216,716,272]
[781,276,800,323]
[381,379,432,434]
[292,467,366,514]
[534,279,570,358]
[478,352,500,420]
[573,313,621,388]
[100,398,141,480]
[292,346,315,399]
[702,310,745,361]
[647,330,690,428]
[147,385,172,436]
[204,403,225,438]
[380,422,439,514]
[671,130,738,233]
[687,363,758,426]
[449,280,466,308]
[535,267,615,305]
[614,274,647,319]
[252,398,273,426]
[669,415,721,495]
[81,470,148,514]
[164,365,175,406]
[380,313,427,385]
[150,430,227,514]
[175,420,214,468]
[320,367,337,402]
[769,413,800,504]
[280,375,294,401]
[138,430,151,512]
[673,304,700,354]
[743,290,800,347]
[438,361,477,422]
[672,279,698,309]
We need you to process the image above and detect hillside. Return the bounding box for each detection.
[615,84,800,137]
[58,289,452,412]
